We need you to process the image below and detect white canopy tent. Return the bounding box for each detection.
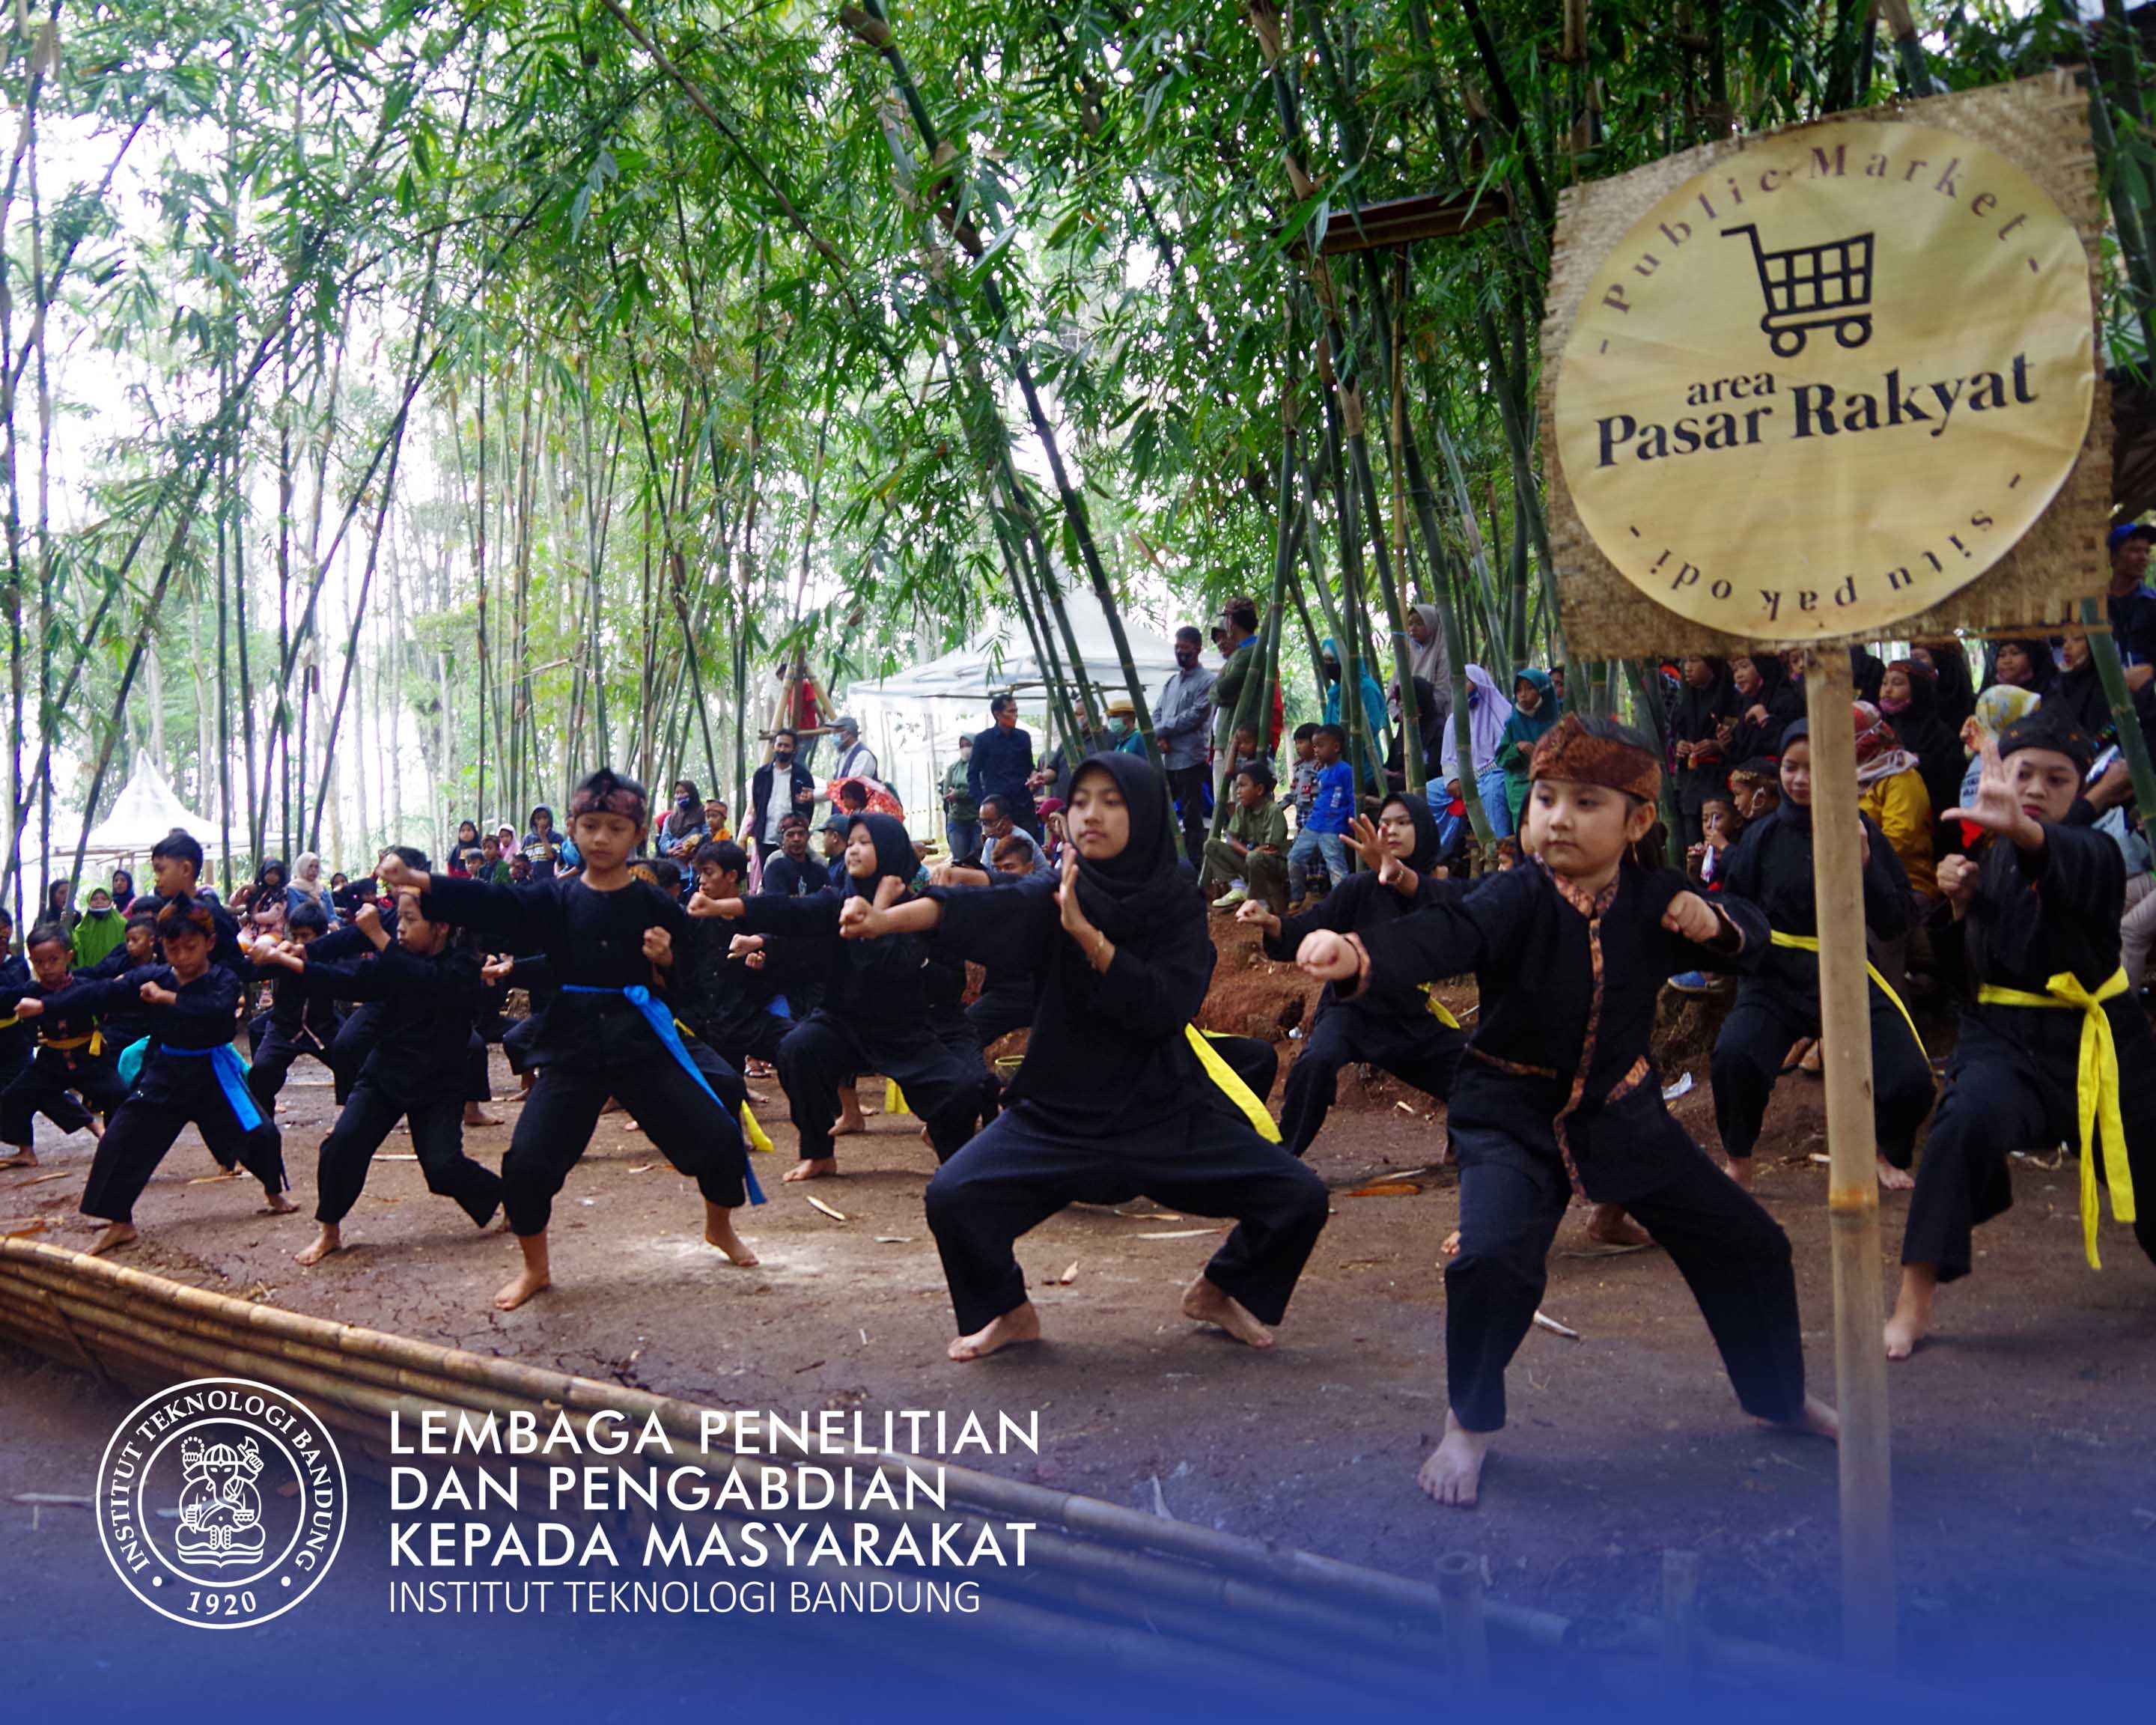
[844,594,1187,835]
[21,761,220,888]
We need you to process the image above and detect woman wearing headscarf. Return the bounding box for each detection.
[1959,684,2041,814]
[1878,659,1964,857]
[1406,603,1452,732]
[288,853,335,920]
[1711,719,1934,1193]
[1321,636,1391,788]
[1496,669,1562,832]
[696,810,988,1184]
[1236,792,1467,1158]
[1911,639,1977,732]
[1666,656,1740,849]
[109,868,135,915]
[245,858,289,938]
[1438,666,1517,840]
[841,752,1330,1361]
[1385,672,1445,788]
[1854,702,1937,902]
[660,780,708,860]
[1982,638,2059,702]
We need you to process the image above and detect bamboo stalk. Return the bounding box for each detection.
[1801,651,1895,1671]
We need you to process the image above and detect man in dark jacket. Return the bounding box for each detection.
[750,728,818,865]
[967,695,1038,836]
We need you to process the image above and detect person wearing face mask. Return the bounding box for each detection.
[1103,695,1148,756]
[969,694,1041,836]
[660,780,709,860]
[751,729,819,867]
[71,886,128,970]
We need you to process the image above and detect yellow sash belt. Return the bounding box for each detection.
[41,1029,103,1056]
[1767,930,1925,1059]
[1976,967,2134,1269]
[1188,1026,1282,1143]
[1421,985,1461,1030]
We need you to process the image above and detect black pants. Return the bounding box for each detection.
[1445,1130,1806,1432]
[246,1023,332,1107]
[1166,763,1211,866]
[327,1002,383,1106]
[463,1032,492,1103]
[703,1012,791,1073]
[1278,1006,1462,1159]
[2,1053,125,1143]
[1209,1034,1279,1104]
[925,1100,1328,1334]
[503,1014,544,1076]
[1902,1047,2156,1281]
[776,1012,983,1164]
[82,1082,286,1226]
[502,1053,749,1235]
[314,1080,503,1229]
[1711,986,1934,1166]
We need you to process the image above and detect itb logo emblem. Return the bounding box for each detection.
[97,1377,347,1628]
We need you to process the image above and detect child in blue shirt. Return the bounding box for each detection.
[1286,725,1353,904]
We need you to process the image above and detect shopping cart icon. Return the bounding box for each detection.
[1721,223,1875,359]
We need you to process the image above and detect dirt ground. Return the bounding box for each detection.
[4,919,2153,1695]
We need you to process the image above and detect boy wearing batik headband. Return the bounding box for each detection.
[1298,714,1836,1510]
[378,767,764,1311]
[1887,708,2156,1359]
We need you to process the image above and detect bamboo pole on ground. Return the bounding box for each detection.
[1801,648,1895,1670]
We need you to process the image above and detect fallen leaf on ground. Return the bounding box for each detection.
[872,1235,913,1244]
[1532,1309,1582,1340]
[627,1164,654,1174]
[1137,1227,1222,1240]
[806,1195,848,1223]
[1348,1181,1425,1197]
[15,1171,72,1187]
[2,1217,48,1238]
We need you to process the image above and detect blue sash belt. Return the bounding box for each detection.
[561,985,766,1205]
[159,1043,264,1131]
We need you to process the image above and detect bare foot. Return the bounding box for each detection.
[1417,1412,1493,1508]
[1440,1229,1461,1259]
[1764,1393,1840,1440]
[0,1149,37,1170]
[87,1222,137,1256]
[493,1268,551,1310]
[259,1191,297,1215]
[832,1110,867,1137]
[1884,1264,1937,1360]
[463,1104,501,1128]
[783,1157,838,1183]
[948,1301,1042,1361]
[1584,1203,1653,1248]
[1875,1156,1914,1191]
[1180,1275,1274,1348]
[1724,1154,1755,1190]
[294,1224,342,1265]
[1799,1039,1824,1075]
[704,1202,759,1267]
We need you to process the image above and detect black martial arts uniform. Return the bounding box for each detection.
[737,817,987,1166]
[75,943,150,1053]
[1711,801,1935,1169]
[315,912,490,1107]
[420,871,752,1236]
[1905,818,2156,1280]
[246,960,345,1107]
[670,916,791,1071]
[757,851,832,1016]
[0,952,29,1095]
[80,966,286,1224]
[1264,794,1467,1158]
[295,944,504,1231]
[0,976,127,1146]
[1353,858,1808,1433]
[920,753,1330,1336]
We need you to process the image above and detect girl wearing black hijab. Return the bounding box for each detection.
[696,810,987,1183]
[841,753,1330,1361]
[1236,793,1467,1158]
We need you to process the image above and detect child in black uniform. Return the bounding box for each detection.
[0,910,32,1102]
[1237,793,1467,1159]
[245,898,344,1110]
[1297,715,1836,1508]
[379,770,761,1309]
[257,895,505,1265]
[0,925,128,1168]
[676,841,792,1074]
[842,753,1329,1362]
[1710,719,1936,1190]
[74,894,293,1255]
[693,814,987,1184]
[1887,712,2156,1357]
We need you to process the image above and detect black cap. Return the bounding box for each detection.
[1997,705,2095,776]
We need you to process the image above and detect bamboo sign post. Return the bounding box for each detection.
[1538,71,2110,1669]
